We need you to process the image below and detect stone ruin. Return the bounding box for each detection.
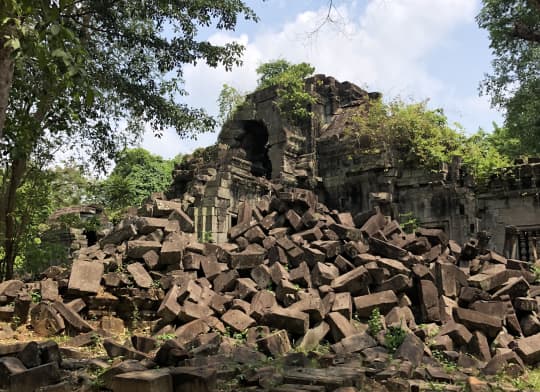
[0,75,539,391]
[168,74,540,261]
[0,188,539,391]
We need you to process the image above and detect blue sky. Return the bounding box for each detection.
[140,0,503,159]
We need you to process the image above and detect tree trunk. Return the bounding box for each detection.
[1,158,26,280]
[0,32,15,142]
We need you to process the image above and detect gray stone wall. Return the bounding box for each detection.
[167,75,540,259]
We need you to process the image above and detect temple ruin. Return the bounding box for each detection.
[166,75,540,260]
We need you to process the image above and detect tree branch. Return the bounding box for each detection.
[528,0,540,13]
[513,22,540,43]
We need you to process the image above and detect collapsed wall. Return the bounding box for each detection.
[0,188,539,390]
[167,74,540,258]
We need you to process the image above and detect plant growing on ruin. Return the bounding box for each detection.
[200,231,214,244]
[346,97,512,182]
[368,307,383,336]
[432,350,458,373]
[398,212,419,234]
[10,315,20,330]
[256,59,316,127]
[384,324,407,353]
[218,84,246,126]
[30,289,41,303]
[530,264,540,283]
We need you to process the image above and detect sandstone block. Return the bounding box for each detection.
[111,369,173,392]
[330,266,370,296]
[221,309,256,332]
[326,312,357,342]
[515,332,540,365]
[353,290,398,318]
[296,322,330,351]
[67,260,104,295]
[127,262,153,288]
[261,307,309,335]
[257,329,292,357]
[454,307,502,338]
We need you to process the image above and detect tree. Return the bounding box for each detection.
[0,1,258,280]
[95,148,178,221]
[255,59,316,125]
[349,98,463,170]
[477,0,540,155]
[348,97,511,181]
[217,84,245,126]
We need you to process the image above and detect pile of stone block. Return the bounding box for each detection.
[1,188,540,391]
[0,340,62,390]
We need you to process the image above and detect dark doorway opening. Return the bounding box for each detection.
[238,120,272,179]
[85,230,97,246]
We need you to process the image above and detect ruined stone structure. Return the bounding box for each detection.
[43,205,109,263]
[169,75,540,260]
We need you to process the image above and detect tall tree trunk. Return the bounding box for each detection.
[1,158,26,280]
[0,31,15,142]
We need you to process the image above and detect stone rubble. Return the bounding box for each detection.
[0,189,539,391]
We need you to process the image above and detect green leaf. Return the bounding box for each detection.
[51,24,60,36]
[51,48,67,58]
[85,89,95,107]
[4,37,20,50]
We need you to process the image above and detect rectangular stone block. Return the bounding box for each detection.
[127,262,153,289]
[261,307,309,335]
[9,362,60,391]
[126,240,161,260]
[137,217,169,235]
[68,260,104,295]
[326,311,357,342]
[353,290,399,318]
[111,369,172,392]
[515,332,540,365]
[330,266,370,296]
[453,307,502,338]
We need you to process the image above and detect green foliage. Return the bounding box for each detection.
[223,326,248,345]
[398,212,419,234]
[348,98,463,170]
[217,84,245,125]
[255,59,316,126]
[486,123,523,160]
[29,289,41,303]
[156,333,176,342]
[460,129,513,182]
[477,0,540,155]
[0,0,258,280]
[348,97,512,182]
[432,350,458,373]
[367,307,383,336]
[95,148,176,220]
[530,264,540,283]
[56,213,101,233]
[200,231,214,243]
[384,324,407,353]
[11,315,21,330]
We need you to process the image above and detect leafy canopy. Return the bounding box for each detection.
[217,83,245,126]
[348,98,512,181]
[0,0,258,280]
[96,148,180,220]
[477,0,540,155]
[1,0,259,169]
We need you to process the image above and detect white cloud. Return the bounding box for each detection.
[142,0,501,158]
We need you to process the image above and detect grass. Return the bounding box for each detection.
[431,350,458,373]
[510,367,540,391]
